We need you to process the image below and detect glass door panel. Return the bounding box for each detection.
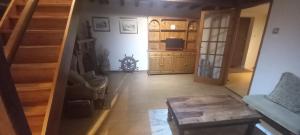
[195,9,239,85]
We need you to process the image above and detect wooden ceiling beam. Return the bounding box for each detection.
[176,3,187,9]
[238,0,270,9]
[189,4,201,10]
[120,0,125,6]
[135,0,139,7]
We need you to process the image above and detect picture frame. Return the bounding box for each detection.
[92,17,110,32]
[119,18,138,34]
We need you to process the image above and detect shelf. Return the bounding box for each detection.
[161,29,186,32]
[149,40,161,43]
[149,29,160,32]
[188,30,197,32]
[187,40,196,43]
[203,27,230,29]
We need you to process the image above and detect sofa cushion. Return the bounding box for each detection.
[243,95,300,135]
[267,72,300,113]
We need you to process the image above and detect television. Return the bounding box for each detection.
[165,38,185,50]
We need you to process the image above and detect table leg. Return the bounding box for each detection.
[167,107,172,121]
[245,122,256,135]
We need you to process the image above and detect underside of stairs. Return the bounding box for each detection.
[0,0,74,134]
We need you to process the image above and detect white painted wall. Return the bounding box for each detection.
[240,4,269,70]
[78,0,200,71]
[250,0,300,95]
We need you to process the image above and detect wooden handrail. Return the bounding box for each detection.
[3,0,39,63]
[0,48,31,135]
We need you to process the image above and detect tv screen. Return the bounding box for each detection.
[165,38,185,50]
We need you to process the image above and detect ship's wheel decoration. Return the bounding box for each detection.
[119,54,139,72]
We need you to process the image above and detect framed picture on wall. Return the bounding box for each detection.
[119,18,138,34]
[92,17,110,32]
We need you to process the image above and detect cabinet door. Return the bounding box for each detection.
[149,52,161,74]
[173,53,186,73]
[161,53,173,73]
[186,53,196,73]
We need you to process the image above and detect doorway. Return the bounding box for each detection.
[226,3,270,97]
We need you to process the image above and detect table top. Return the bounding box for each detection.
[166,95,261,127]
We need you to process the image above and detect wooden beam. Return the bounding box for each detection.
[163,2,171,8]
[189,4,201,10]
[176,3,187,9]
[120,0,125,6]
[238,0,270,9]
[135,0,139,7]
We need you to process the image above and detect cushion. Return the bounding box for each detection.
[243,95,300,134]
[267,72,300,113]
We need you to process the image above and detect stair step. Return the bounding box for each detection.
[11,63,57,83]
[26,115,44,135]
[14,46,60,64]
[10,16,68,30]
[16,83,52,106]
[16,3,71,16]
[1,30,64,45]
[24,104,48,117]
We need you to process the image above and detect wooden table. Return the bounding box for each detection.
[166,95,262,135]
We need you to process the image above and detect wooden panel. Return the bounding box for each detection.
[161,53,173,73]
[148,42,160,50]
[161,20,187,30]
[14,46,60,63]
[16,3,71,16]
[186,52,196,73]
[149,55,161,74]
[43,0,79,134]
[10,16,68,30]
[11,63,57,83]
[1,30,64,45]
[16,83,52,106]
[160,31,186,40]
[173,52,186,73]
[148,31,159,41]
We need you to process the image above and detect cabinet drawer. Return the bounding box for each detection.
[161,52,173,56]
[149,52,161,56]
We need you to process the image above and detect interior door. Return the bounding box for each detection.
[194,9,240,85]
[231,17,252,68]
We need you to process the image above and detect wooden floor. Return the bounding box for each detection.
[59,72,268,135]
[226,71,253,97]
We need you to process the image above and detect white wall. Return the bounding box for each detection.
[78,0,200,71]
[240,4,269,70]
[250,0,300,95]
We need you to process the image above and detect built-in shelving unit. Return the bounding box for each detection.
[148,16,199,75]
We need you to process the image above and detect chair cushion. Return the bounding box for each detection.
[267,72,300,113]
[243,95,300,134]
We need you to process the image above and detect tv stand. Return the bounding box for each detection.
[148,16,198,75]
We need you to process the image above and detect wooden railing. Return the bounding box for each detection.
[1,0,39,63]
[0,0,38,135]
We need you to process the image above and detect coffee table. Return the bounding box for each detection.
[166,95,261,135]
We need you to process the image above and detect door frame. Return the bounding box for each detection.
[225,1,273,95]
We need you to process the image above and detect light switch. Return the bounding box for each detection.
[272,27,279,34]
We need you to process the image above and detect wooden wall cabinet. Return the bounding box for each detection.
[148,52,196,74]
[148,16,198,75]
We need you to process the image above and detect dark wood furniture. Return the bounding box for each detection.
[166,95,261,135]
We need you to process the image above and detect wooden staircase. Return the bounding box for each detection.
[0,0,77,134]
